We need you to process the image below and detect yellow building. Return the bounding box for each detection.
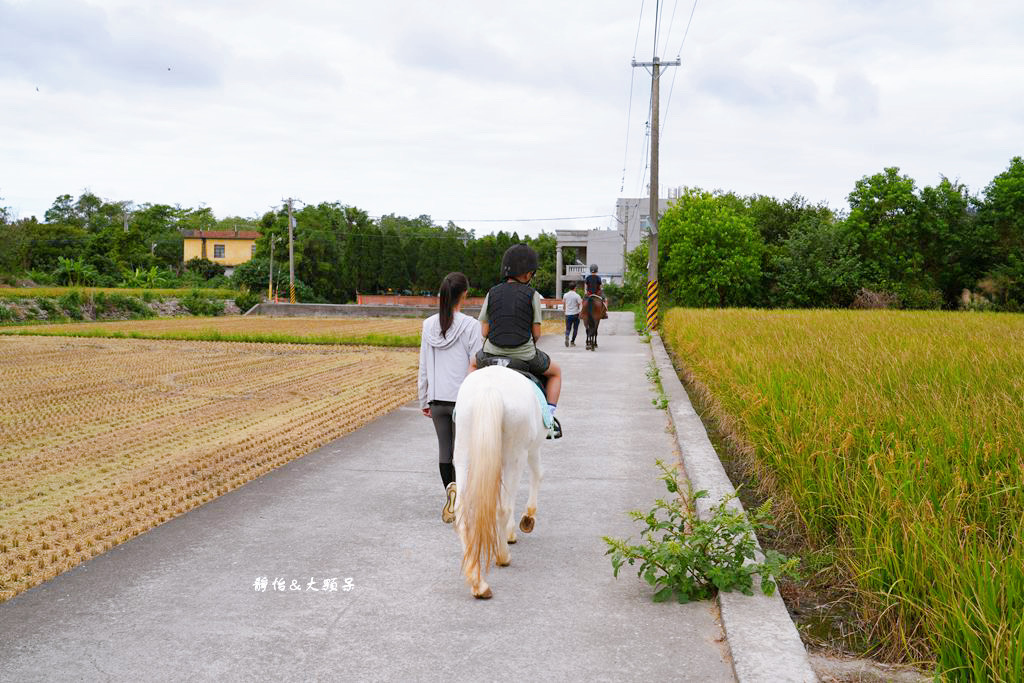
[182,229,261,271]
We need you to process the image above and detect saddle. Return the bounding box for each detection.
[475,352,547,392]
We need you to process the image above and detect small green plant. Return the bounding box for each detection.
[180,290,224,316]
[604,460,798,603]
[645,360,669,409]
[0,304,15,322]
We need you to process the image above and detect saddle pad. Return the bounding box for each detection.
[452,376,553,430]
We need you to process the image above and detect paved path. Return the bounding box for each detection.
[0,313,735,682]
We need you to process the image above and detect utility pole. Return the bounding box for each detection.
[633,54,679,330]
[285,199,296,303]
[268,236,276,301]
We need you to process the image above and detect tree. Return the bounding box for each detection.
[622,241,649,305]
[772,217,862,308]
[918,177,986,304]
[379,227,409,291]
[53,255,99,286]
[976,156,1024,307]
[526,232,557,297]
[659,188,764,307]
[844,167,923,291]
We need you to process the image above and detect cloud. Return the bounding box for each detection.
[695,60,819,109]
[0,0,225,92]
[830,71,880,120]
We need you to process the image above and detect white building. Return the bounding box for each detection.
[554,192,679,298]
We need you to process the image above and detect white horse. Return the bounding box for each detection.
[452,365,545,599]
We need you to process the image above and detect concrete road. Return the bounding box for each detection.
[0,312,735,682]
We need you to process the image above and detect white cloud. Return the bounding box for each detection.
[1,0,1022,232]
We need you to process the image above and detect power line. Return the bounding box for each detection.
[662,0,699,138]
[443,214,615,223]
[660,0,681,58]
[620,0,647,194]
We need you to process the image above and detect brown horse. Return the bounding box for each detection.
[581,295,606,351]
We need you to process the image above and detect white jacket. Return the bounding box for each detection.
[417,311,483,409]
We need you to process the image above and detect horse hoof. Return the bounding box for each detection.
[507,534,517,544]
[475,587,493,600]
[519,515,535,533]
[497,558,510,567]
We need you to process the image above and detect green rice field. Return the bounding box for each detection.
[662,309,1024,682]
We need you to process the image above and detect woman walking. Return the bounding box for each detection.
[417,272,482,522]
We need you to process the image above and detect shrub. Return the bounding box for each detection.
[604,460,798,603]
[36,298,62,319]
[233,289,260,313]
[180,290,225,316]
[58,290,86,319]
[26,270,55,286]
[898,283,944,310]
[850,288,900,309]
[602,282,624,310]
[0,304,14,322]
[184,257,226,280]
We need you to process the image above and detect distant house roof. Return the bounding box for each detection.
[181,229,262,240]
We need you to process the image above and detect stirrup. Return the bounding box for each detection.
[546,416,562,439]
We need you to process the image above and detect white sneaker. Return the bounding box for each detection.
[442,482,456,523]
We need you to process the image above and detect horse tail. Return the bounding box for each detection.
[461,384,503,581]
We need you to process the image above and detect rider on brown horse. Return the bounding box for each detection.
[583,264,609,320]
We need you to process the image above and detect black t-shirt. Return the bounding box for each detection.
[585,274,602,295]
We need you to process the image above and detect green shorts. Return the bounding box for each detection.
[476,348,551,376]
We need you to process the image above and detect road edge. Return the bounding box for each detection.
[648,331,818,683]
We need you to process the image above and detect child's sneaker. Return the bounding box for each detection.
[442,482,456,523]
[547,416,563,439]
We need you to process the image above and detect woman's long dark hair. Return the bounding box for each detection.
[438,272,469,338]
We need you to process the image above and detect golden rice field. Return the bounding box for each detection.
[0,335,417,602]
[1,315,566,346]
[662,309,1024,682]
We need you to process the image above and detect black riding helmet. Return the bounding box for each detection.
[501,243,539,279]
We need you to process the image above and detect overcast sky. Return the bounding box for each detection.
[2,0,1022,236]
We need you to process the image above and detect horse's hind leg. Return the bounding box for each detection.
[519,445,542,533]
[496,501,512,566]
[501,456,526,548]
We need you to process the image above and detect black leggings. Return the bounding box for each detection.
[429,401,456,488]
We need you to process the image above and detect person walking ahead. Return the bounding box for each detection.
[418,272,482,523]
[562,281,582,347]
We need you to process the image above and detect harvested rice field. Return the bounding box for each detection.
[1,315,566,346]
[0,335,418,602]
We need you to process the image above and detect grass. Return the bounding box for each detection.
[0,286,237,300]
[660,308,1024,681]
[0,315,566,348]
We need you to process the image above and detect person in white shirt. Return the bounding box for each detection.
[562,280,583,347]
[418,272,483,523]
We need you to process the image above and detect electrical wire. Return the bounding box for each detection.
[660,0,680,59]
[662,0,698,138]
[619,0,647,193]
